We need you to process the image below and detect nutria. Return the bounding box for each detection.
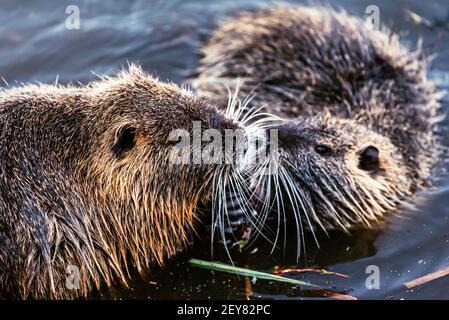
[0,65,244,299]
[193,5,444,236]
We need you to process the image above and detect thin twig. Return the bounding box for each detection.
[404,265,449,289]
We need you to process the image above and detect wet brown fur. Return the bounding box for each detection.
[194,5,443,231]
[0,65,238,298]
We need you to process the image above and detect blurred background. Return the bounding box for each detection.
[1,0,449,299]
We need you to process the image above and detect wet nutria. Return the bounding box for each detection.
[193,5,444,236]
[0,65,243,299]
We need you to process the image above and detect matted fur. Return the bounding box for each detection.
[0,65,240,298]
[193,5,444,234]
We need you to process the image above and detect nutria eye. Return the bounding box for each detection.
[315,144,332,156]
[111,125,136,158]
[359,146,379,171]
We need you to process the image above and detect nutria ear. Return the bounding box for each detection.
[111,125,136,158]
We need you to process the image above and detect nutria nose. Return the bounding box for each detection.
[266,122,300,149]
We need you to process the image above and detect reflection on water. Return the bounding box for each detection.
[1,0,449,299]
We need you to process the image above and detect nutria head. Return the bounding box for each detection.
[83,66,244,261]
[0,65,244,298]
[193,5,443,243]
[251,111,411,234]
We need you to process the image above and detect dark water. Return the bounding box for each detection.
[2,0,449,299]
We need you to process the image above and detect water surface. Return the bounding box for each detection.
[1,0,449,299]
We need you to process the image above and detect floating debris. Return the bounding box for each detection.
[189,258,318,288]
[404,265,449,288]
[189,259,359,299]
[404,8,449,31]
[244,276,252,300]
[317,290,358,300]
[273,267,350,278]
